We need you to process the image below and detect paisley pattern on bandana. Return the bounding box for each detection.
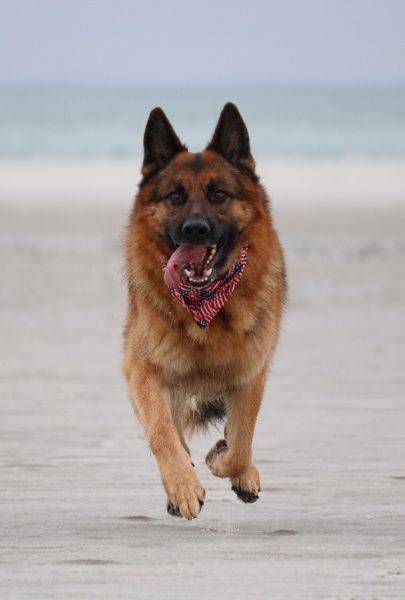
[167,245,248,328]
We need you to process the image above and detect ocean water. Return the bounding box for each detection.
[1,85,404,159]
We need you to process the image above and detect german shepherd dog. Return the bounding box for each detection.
[124,103,285,519]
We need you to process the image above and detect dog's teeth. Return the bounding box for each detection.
[205,247,216,266]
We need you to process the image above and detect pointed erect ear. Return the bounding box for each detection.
[207,103,255,171]
[142,107,186,178]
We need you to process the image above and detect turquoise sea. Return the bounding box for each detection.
[1,85,404,159]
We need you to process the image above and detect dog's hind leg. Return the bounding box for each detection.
[126,362,205,519]
[205,368,265,503]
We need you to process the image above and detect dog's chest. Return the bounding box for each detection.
[148,316,262,380]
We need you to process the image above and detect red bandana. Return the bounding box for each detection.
[166,245,248,329]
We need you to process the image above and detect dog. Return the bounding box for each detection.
[124,103,286,519]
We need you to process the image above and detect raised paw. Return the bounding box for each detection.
[206,439,250,479]
[163,465,205,520]
[231,464,261,503]
[205,438,234,478]
[205,439,228,467]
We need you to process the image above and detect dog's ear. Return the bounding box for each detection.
[207,103,255,171]
[142,107,186,178]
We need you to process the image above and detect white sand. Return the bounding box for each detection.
[1,160,404,598]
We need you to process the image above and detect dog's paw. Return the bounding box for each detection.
[231,464,261,503]
[167,502,182,517]
[163,466,205,520]
[206,441,260,503]
[205,438,232,478]
[205,438,227,466]
[206,439,250,479]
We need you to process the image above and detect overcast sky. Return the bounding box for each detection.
[1,0,404,85]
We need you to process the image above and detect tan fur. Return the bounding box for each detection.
[124,125,285,519]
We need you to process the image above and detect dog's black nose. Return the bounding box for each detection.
[181,216,211,243]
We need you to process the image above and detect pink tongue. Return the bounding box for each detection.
[164,244,207,288]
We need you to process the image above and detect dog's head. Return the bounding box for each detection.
[136,103,265,289]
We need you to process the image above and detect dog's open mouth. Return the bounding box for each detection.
[164,244,218,288]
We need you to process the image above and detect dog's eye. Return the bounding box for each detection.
[168,191,186,206]
[210,190,228,204]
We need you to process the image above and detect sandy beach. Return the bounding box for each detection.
[1,160,404,598]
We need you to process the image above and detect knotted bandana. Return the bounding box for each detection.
[166,245,248,329]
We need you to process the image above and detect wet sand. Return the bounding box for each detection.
[1,160,404,598]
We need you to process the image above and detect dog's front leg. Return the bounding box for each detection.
[127,362,205,519]
[205,368,266,503]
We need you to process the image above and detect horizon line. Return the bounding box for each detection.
[1,80,405,90]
